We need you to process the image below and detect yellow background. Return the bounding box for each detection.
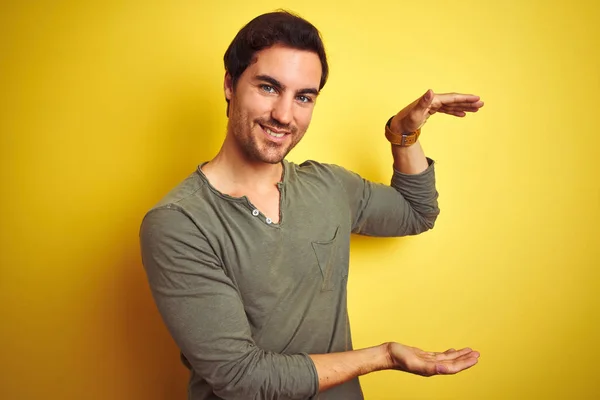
[1,1,599,399]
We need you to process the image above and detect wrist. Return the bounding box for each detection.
[388,115,402,134]
[381,342,396,370]
[385,116,420,147]
[357,344,396,374]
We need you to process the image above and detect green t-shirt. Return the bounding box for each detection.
[140,158,439,400]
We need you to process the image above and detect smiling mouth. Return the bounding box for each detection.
[261,125,289,138]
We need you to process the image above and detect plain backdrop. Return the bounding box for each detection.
[1,1,599,399]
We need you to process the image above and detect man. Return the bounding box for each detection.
[140,10,483,400]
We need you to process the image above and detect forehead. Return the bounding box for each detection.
[244,45,322,89]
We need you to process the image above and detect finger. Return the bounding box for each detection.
[435,347,473,361]
[444,348,456,353]
[436,106,481,113]
[454,100,484,108]
[436,353,480,375]
[454,350,480,362]
[436,93,481,104]
[439,103,483,111]
[440,101,484,110]
[440,110,466,117]
[439,106,479,114]
[423,351,439,361]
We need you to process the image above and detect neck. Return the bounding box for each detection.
[202,135,283,194]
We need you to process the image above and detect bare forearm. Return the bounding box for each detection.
[391,141,428,174]
[309,344,392,392]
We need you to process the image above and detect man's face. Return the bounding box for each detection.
[224,45,322,164]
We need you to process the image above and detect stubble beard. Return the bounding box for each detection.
[229,106,303,165]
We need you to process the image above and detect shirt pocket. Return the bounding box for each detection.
[311,226,340,292]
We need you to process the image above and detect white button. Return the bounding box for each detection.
[252,209,259,216]
[265,217,272,224]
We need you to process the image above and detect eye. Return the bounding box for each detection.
[296,95,313,103]
[260,84,276,93]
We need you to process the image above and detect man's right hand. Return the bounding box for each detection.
[386,342,480,377]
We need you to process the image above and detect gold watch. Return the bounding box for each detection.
[385,116,420,147]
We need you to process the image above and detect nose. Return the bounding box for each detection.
[271,95,293,126]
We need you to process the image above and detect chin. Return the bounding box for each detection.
[256,153,286,164]
[241,135,295,164]
[253,147,290,164]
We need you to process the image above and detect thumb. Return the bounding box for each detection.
[418,89,434,110]
[403,89,434,131]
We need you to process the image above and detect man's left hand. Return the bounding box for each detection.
[390,89,484,134]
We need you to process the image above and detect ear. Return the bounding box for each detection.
[224,72,233,101]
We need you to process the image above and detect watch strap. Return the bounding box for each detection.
[385,116,420,147]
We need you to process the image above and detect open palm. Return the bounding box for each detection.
[391,89,484,134]
[388,342,480,377]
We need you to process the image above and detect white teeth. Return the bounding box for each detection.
[265,128,284,138]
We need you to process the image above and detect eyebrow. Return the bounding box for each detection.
[255,74,320,96]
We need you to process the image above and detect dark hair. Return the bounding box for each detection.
[223,10,329,116]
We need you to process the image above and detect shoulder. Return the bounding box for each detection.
[288,160,366,193]
[151,170,207,211]
[289,159,359,183]
[141,168,212,232]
